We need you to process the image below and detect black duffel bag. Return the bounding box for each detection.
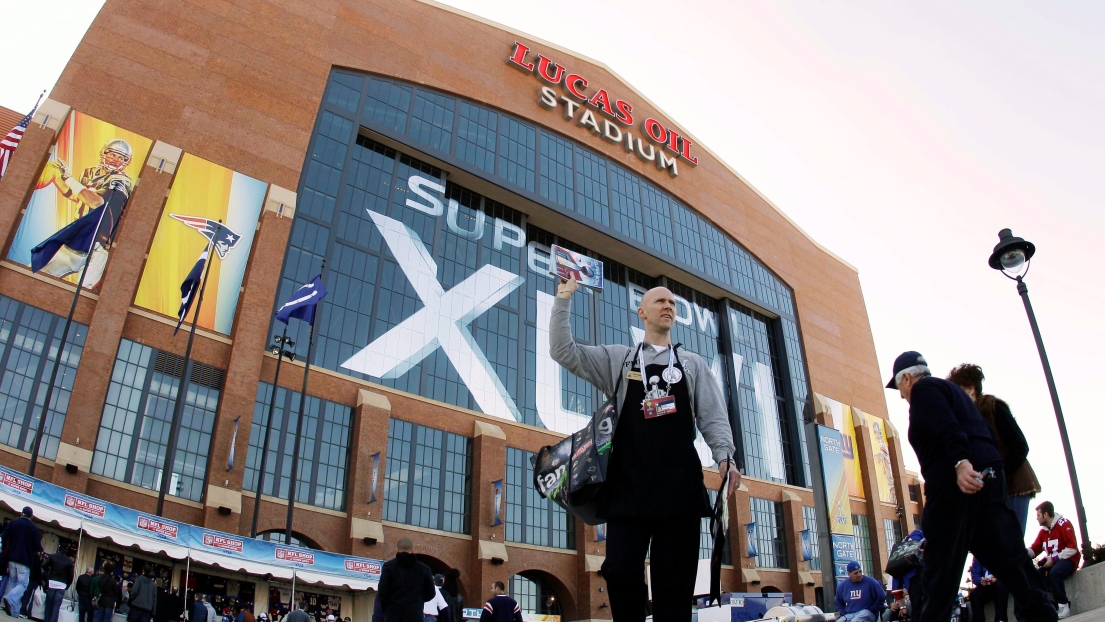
[886,535,924,577]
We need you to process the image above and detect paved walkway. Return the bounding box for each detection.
[1068,606,1105,621]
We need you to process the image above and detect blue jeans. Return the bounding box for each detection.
[1040,558,1076,605]
[94,605,116,622]
[1008,495,1031,537]
[45,588,66,622]
[4,561,30,613]
[839,611,877,622]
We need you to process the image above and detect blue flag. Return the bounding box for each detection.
[275,275,328,325]
[175,248,208,335]
[29,205,104,273]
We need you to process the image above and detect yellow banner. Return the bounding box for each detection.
[133,154,266,334]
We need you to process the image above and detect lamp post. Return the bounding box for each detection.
[250,331,296,538]
[988,228,1092,564]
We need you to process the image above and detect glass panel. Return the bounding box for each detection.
[750,497,788,569]
[90,340,222,502]
[383,420,471,534]
[505,447,574,549]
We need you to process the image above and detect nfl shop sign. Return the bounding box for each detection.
[508,42,699,176]
[1,472,33,494]
[64,494,106,518]
[276,547,315,565]
[345,560,382,574]
[137,516,179,539]
[203,533,244,553]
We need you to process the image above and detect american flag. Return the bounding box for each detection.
[0,93,43,180]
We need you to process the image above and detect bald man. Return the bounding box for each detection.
[551,278,738,622]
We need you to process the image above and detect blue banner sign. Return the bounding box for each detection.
[0,465,383,583]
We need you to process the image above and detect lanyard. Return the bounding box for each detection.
[637,342,677,394]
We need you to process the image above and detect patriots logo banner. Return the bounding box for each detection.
[170,214,242,259]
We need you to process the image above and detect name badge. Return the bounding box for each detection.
[627,370,643,382]
[642,395,677,419]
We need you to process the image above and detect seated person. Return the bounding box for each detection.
[835,561,886,622]
[884,590,911,621]
[1029,501,1080,619]
[969,557,1005,622]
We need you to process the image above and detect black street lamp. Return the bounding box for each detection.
[988,228,1092,564]
[250,331,297,538]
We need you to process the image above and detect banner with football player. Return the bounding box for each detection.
[814,393,866,499]
[6,111,153,288]
[133,154,266,335]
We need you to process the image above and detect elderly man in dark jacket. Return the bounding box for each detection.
[1,507,42,616]
[886,351,1055,622]
[377,539,434,622]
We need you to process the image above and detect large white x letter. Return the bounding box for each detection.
[340,211,524,421]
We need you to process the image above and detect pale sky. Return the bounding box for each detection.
[2,1,1102,545]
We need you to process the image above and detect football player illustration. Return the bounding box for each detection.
[37,138,136,287]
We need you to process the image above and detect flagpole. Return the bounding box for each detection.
[29,191,120,476]
[251,326,289,538]
[157,229,219,517]
[285,262,325,544]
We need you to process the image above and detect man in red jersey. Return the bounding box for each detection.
[1028,501,1080,618]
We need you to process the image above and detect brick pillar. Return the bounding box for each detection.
[202,187,296,533]
[781,490,815,605]
[346,388,391,557]
[52,141,183,493]
[885,420,916,532]
[852,412,889,581]
[468,420,507,608]
[732,483,761,590]
[0,100,68,244]
[575,519,608,620]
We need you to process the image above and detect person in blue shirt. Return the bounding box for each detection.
[969,557,1006,622]
[834,561,885,622]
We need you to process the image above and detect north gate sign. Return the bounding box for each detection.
[507,42,700,177]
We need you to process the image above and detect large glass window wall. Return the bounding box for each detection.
[244,382,352,512]
[0,295,86,460]
[383,419,472,534]
[505,447,575,549]
[274,69,814,487]
[90,339,223,502]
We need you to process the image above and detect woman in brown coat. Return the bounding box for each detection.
[948,363,1041,620]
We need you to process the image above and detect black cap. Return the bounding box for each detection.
[21,506,33,517]
[886,351,926,389]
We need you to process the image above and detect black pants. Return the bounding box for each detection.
[602,515,700,622]
[918,470,1055,622]
[79,596,94,622]
[969,584,1002,622]
[1039,559,1076,606]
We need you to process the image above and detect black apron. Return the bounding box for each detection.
[603,345,711,519]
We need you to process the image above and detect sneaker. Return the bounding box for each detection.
[1057,603,1071,619]
[0,600,9,616]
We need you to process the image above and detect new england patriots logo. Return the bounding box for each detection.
[170,214,242,259]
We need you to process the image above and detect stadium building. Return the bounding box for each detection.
[0,0,923,617]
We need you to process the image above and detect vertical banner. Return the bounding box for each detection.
[868,416,897,504]
[746,523,757,557]
[368,453,380,504]
[227,417,240,470]
[133,154,266,335]
[815,393,865,499]
[816,424,858,582]
[491,479,503,527]
[800,529,812,562]
[7,111,152,289]
[596,523,606,542]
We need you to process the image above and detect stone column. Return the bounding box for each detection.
[885,421,917,532]
[781,490,815,605]
[202,187,296,533]
[346,389,391,557]
[852,411,889,581]
[468,420,507,608]
[53,141,183,493]
[575,520,608,620]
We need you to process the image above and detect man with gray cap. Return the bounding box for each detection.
[1,506,42,616]
[887,351,1055,622]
